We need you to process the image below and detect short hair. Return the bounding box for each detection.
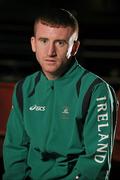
[33,8,79,39]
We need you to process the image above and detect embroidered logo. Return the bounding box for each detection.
[62,107,69,114]
[61,106,70,119]
[29,105,46,111]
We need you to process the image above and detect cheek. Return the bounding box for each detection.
[36,46,45,56]
[59,46,69,56]
[35,50,43,62]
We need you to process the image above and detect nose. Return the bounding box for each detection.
[47,43,56,57]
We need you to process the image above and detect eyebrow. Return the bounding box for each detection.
[38,37,68,43]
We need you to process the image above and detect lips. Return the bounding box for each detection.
[45,58,56,61]
[45,59,56,64]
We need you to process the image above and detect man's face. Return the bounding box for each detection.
[31,22,80,79]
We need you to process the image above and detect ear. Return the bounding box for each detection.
[31,36,36,52]
[71,40,80,56]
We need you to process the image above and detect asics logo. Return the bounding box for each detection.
[29,105,46,111]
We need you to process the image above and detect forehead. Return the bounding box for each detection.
[34,22,74,39]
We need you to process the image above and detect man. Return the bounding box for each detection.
[3,8,117,180]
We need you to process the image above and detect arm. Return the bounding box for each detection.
[68,83,116,180]
[112,90,120,161]
[3,84,30,180]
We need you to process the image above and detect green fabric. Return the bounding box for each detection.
[3,60,116,180]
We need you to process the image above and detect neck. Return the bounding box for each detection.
[45,73,60,80]
[43,58,75,80]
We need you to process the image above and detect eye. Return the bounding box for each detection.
[39,38,48,44]
[56,40,66,47]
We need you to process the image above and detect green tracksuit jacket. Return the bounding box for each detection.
[3,60,117,180]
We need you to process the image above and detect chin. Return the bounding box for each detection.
[44,68,58,74]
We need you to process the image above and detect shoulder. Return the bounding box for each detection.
[23,71,40,85]
[77,64,115,98]
[76,62,103,83]
[84,71,117,103]
[77,64,106,88]
[15,71,41,95]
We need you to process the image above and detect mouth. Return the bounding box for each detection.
[45,59,56,64]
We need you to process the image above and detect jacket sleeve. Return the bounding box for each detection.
[3,83,30,180]
[67,82,116,180]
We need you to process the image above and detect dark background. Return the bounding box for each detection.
[0,0,120,179]
[0,0,120,88]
